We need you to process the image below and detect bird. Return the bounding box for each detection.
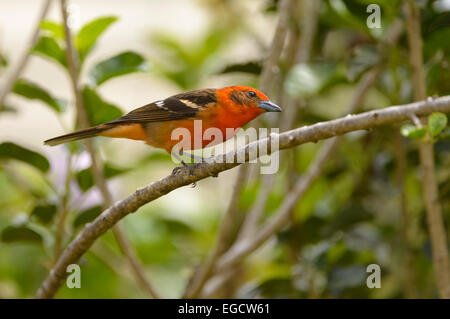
[44,85,281,168]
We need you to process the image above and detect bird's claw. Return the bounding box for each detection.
[171,166,184,176]
[171,162,197,188]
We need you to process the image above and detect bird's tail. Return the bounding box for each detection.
[44,124,112,146]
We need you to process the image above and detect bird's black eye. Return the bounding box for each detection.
[248,91,257,98]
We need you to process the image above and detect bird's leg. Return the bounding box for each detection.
[171,151,197,187]
[181,151,218,178]
[171,151,194,175]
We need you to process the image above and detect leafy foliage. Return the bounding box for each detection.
[82,86,123,126]
[1,225,43,244]
[73,206,103,228]
[75,16,118,63]
[33,36,66,67]
[150,26,233,89]
[76,163,128,192]
[88,51,149,86]
[0,142,50,173]
[31,203,57,224]
[428,112,448,137]
[13,79,66,113]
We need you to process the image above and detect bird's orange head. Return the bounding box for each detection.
[217,85,281,114]
[214,86,281,128]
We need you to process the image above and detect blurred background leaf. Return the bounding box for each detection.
[1,225,43,244]
[12,79,66,113]
[32,36,66,67]
[30,203,57,225]
[75,16,118,63]
[82,86,123,126]
[0,142,50,173]
[88,51,149,87]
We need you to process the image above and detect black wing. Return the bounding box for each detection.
[107,89,217,125]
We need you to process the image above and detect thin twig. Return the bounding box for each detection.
[0,0,52,110]
[404,0,450,298]
[35,94,450,298]
[394,131,418,298]
[54,154,72,260]
[258,0,295,94]
[236,174,275,240]
[60,0,159,299]
[280,0,321,132]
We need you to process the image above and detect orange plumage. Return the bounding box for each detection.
[44,86,281,153]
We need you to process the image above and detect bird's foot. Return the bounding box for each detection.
[171,166,183,176]
[171,160,197,187]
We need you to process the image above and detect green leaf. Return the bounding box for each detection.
[327,0,370,34]
[13,79,66,113]
[82,86,123,126]
[427,60,450,96]
[73,205,102,228]
[32,36,66,67]
[401,124,427,139]
[428,112,448,137]
[0,142,50,173]
[30,203,57,224]
[76,16,118,63]
[424,27,450,59]
[76,163,128,192]
[40,20,64,39]
[88,51,149,86]
[285,62,343,98]
[1,225,43,244]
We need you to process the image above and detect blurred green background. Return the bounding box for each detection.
[0,0,449,298]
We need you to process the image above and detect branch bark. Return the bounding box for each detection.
[0,0,52,110]
[35,94,450,298]
[60,0,159,298]
[404,0,450,298]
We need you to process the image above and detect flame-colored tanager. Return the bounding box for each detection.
[44,86,281,154]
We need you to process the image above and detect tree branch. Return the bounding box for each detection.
[60,0,158,298]
[35,94,450,298]
[0,0,52,110]
[404,0,450,298]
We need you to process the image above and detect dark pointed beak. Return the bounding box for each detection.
[259,100,282,112]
